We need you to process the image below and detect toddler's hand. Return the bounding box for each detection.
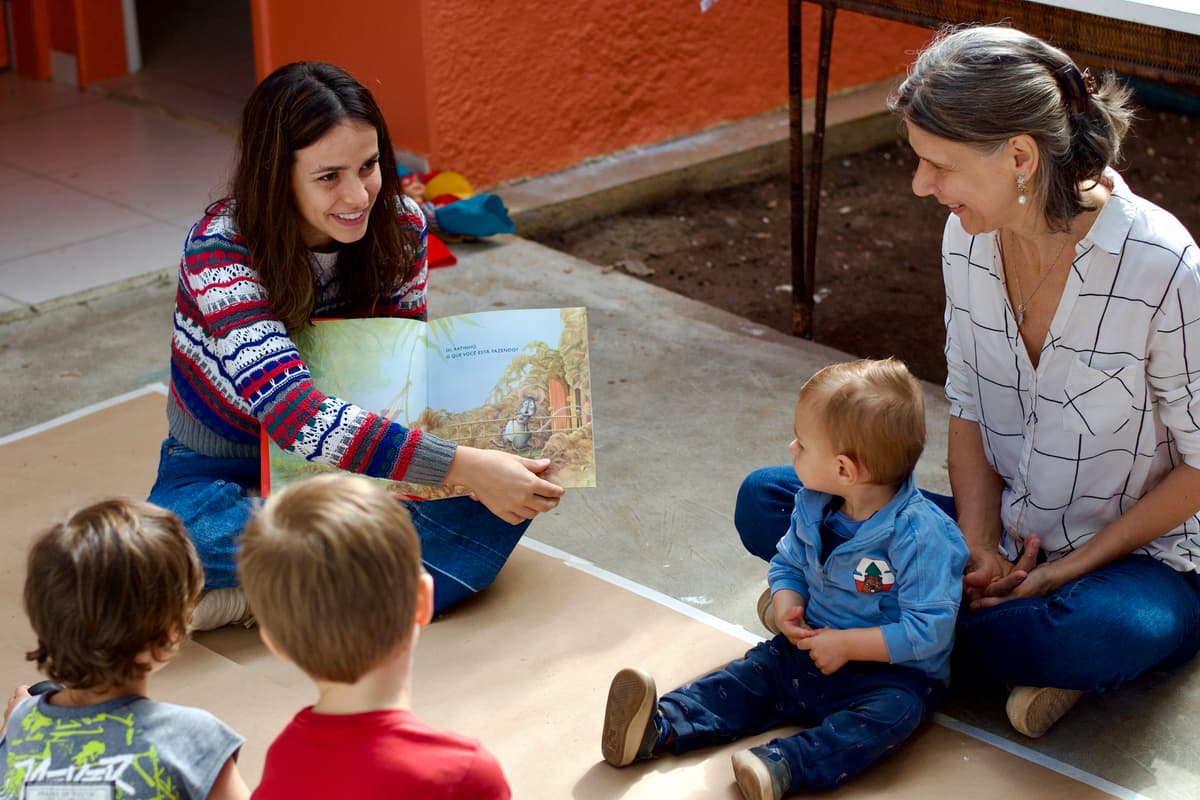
[777,604,821,647]
[795,629,849,675]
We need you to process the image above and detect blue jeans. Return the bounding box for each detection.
[147,438,260,590]
[147,438,530,615]
[734,466,1200,691]
[659,636,942,791]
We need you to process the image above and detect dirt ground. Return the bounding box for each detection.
[533,106,1200,386]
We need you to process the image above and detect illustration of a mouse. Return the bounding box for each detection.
[501,393,540,450]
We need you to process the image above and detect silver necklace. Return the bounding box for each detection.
[1001,232,1072,329]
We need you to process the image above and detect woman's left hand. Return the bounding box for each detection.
[445,446,565,525]
[964,534,1039,606]
[969,536,1072,609]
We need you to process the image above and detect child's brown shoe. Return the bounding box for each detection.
[731,745,790,800]
[1005,685,1083,738]
[757,587,780,636]
[601,668,659,766]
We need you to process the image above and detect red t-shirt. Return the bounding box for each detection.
[252,707,510,799]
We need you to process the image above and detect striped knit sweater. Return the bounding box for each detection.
[166,195,457,486]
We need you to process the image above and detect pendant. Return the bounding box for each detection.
[1016,303,1026,327]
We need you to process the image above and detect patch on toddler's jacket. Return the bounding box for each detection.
[853,558,895,593]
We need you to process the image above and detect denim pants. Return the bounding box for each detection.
[734,465,1200,691]
[659,636,942,791]
[147,438,530,615]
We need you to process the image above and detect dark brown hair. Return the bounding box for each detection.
[218,61,418,330]
[24,499,203,691]
[799,357,926,486]
[239,474,423,683]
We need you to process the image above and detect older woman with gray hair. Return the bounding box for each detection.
[734,24,1200,739]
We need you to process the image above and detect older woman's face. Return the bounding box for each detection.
[906,124,1019,236]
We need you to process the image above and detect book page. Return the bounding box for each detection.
[263,317,428,493]
[398,307,596,498]
[263,309,595,501]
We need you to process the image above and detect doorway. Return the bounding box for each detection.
[101,0,256,130]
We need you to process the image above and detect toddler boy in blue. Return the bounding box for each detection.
[601,358,968,798]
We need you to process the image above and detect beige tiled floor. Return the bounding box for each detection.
[0,0,253,318]
[0,72,240,314]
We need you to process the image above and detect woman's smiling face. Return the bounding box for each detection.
[906,123,1019,236]
[290,120,382,251]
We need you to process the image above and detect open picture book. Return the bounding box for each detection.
[260,307,595,500]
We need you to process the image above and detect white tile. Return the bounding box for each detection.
[0,73,100,124]
[54,132,236,226]
[0,221,185,306]
[0,98,212,175]
[0,178,156,263]
[0,293,22,316]
[95,73,246,131]
[0,163,35,187]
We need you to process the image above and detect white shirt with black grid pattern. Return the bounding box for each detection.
[942,169,1200,573]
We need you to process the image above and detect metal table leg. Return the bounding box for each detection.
[791,0,837,338]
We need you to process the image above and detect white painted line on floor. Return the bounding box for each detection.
[519,537,763,646]
[521,536,1146,800]
[933,713,1150,800]
[0,398,1154,800]
[0,383,168,446]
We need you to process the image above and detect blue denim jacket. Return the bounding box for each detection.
[767,474,968,682]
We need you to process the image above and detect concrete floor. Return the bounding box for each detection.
[3,231,1198,799]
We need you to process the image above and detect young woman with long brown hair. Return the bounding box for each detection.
[148,62,563,629]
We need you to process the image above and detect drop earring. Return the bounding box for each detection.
[1016,174,1028,205]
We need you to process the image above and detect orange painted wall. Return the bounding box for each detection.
[417,1,930,185]
[420,0,786,186]
[73,0,128,86]
[0,8,9,69]
[48,0,74,52]
[799,6,932,97]
[249,0,432,156]
[31,0,126,86]
[10,0,52,79]
[247,0,927,186]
